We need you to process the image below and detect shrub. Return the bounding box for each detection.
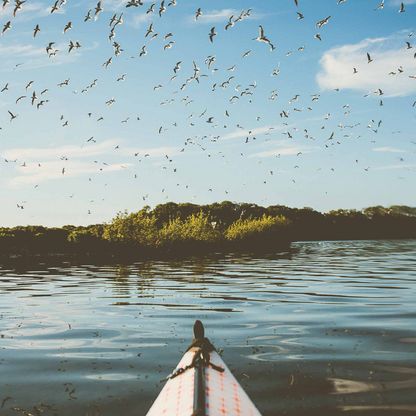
[159,212,221,245]
[103,210,159,247]
[225,214,290,242]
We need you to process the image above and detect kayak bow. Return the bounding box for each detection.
[146,320,262,416]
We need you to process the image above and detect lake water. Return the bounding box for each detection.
[1,240,416,416]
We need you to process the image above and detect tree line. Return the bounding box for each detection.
[1,202,415,260]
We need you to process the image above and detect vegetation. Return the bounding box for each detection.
[1,202,416,261]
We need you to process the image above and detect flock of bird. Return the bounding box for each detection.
[0,0,415,218]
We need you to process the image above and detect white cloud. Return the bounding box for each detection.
[250,145,311,158]
[2,140,119,161]
[129,12,152,28]
[373,146,405,153]
[0,2,51,20]
[373,163,416,170]
[0,44,44,59]
[2,140,180,162]
[2,140,181,186]
[190,9,261,24]
[10,160,131,186]
[222,125,284,140]
[317,35,416,97]
[193,9,237,23]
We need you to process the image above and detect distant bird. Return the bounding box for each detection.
[159,0,166,16]
[173,61,181,73]
[84,9,92,21]
[375,0,384,10]
[1,83,8,92]
[316,16,331,29]
[146,3,155,13]
[367,52,373,63]
[399,2,405,13]
[63,21,72,33]
[33,24,40,37]
[225,16,234,30]
[209,27,216,43]
[139,45,147,57]
[195,7,202,20]
[2,21,12,35]
[94,1,102,20]
[145,22,153,37]
[254,25,275,50]
[8,110,17,122]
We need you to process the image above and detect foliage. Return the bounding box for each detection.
[225,215,290,241]
[159,212,221,245]
[1,202,416,259]
[102,209,159,247]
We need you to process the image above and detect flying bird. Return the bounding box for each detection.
[8,110,17,122]
[209,27,216,43]
[254,25,275,50]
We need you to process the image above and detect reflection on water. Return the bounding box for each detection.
[0,240,416,415]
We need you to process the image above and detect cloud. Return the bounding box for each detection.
[222,125,284,140]
[189,9,261,24]
[250,145,311,158]
[2,140,181,186]
[317,35,416,97]
[2,140,119,161]
[129,12,152,28]
[2,140,180,162]
[373,146,405,153]
[0,40,100,72]
[0,44,44,59]
[10,161,131,186]
[373,163,416,170]
[0,2,51,21]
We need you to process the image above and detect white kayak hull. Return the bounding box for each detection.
[146,348,262,416]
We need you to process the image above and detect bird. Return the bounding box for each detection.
[145,23,154,37]
[316,16,331,29]
[94,1,102,20]
[225,16,234,30]
[254,25,275,50]
[1,83,8,92]
[367,52,373,63]
[399,2,405,13]
[173,61,181,73]
[375,0,384,10]
[8,110,17,122]
[33,24,40,37]
[159,0,166,16]
[209,27,216,43]
[139,45,147,57]
[195,7,202,20]
[63,21,72,33]
[2,21,11,35]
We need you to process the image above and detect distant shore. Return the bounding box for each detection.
[1,202,416,263]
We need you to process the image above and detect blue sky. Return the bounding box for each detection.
[0,0,415,226]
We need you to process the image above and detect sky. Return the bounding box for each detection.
[0,0,415,226]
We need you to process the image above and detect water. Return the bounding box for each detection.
[1,240,416,416]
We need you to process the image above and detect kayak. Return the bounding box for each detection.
[146,320,262,416]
